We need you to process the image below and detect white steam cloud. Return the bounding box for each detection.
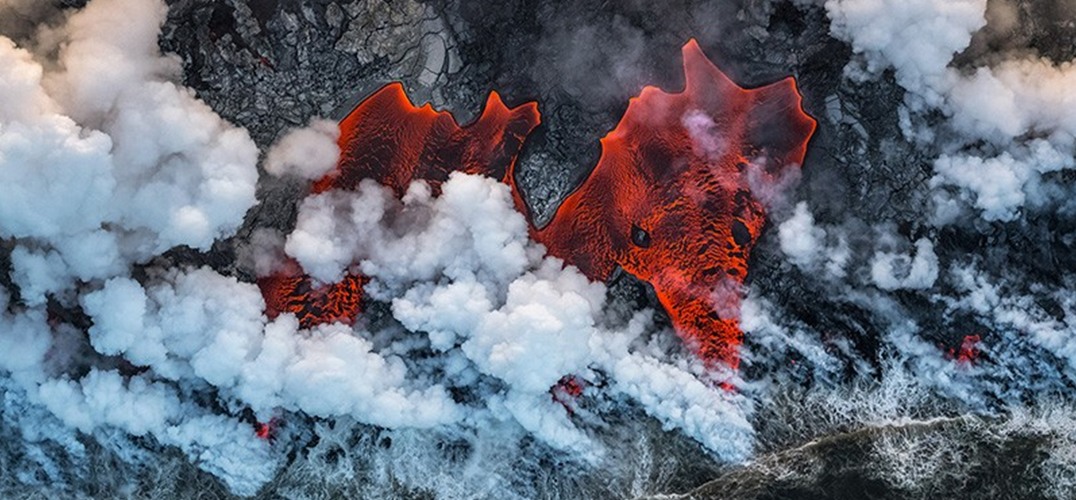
[282,172,754,458]
[82,269,462,428]
[825,0,1076,222]
[0,0,258,291]
[870,238,939,291]
[264,119,341,180]
[0,0,264,493]
[777,202,850,278]
[68,171,755,490]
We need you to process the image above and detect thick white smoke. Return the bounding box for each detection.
[0,0,266,493]
[869,238,938,291]
[68,171,755,491]
[82,269,462,429]
[264,119,341,180]
[280,172,754,458]
[777,202,851,278]
[776,0,1076,396]
[0,0,258,297]
[6,0,1076,496]
[735,7,1076,496]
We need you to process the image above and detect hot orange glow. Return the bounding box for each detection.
[313,83,541,195]
[551,375,587,415]
[258,265,366,329]
[261,83,540,328]
[518,40,816,368]
[254,418,278,441]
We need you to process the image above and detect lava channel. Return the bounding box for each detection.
[511,40,816,368]
[259,83,541,328]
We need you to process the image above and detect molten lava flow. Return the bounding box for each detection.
[551,375,587,416]
[262,40,815,371]
[258,266,367,329]
[955,334,982,366]
[514,40,816,368]
[313,83,541,195]
[260,83,540,328]
[254,418,278,442]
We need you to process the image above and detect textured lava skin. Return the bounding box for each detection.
[515,40,816,367]
[258,264,367,328]
[313,83,541,194]
[260,84,541,328]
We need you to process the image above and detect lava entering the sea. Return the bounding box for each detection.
[261,40,815,369]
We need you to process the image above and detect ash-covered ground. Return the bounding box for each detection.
[3,0,1076,499]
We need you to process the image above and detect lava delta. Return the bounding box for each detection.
[260,39,815,369]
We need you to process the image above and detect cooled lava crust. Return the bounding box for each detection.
[260,40,816,369]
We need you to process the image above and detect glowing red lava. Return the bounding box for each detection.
[258,265,366,329]
[955,334,982,366]
[261,40,816,371]
[551,375,587,412]
[517,40,816,367]
[312,83,541,195]
[254,418,278,441]
[259,83,540,328]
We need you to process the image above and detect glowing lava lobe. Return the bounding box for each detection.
[261,84,540,328]
[313,83,541,195]
[519,40,816,367]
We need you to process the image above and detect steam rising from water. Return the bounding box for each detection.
[3,0,1076,498]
